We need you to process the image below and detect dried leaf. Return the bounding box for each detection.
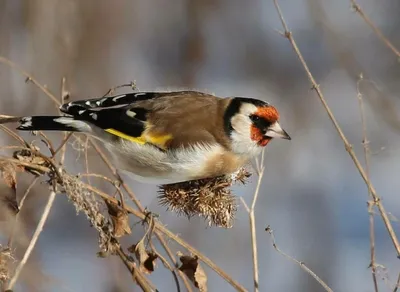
[13,149,49,175]
[178,253,208,291]
[128,242,158,274]
[105,200,131,237]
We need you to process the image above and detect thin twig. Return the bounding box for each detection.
[102,81,138,97]
[0,56,60,106]
[116,248,156,292]
[350,0,400,59]
[38,132,56,156]
[84,136,91,184]
[7,176,40,247]
[149,239,183,292]
[7,189,57,290]
[241,153,265,292]
[0,124,27,147]
[52,132,73,158]
[59,77,69,166]
[265,226,333,292]
[272,0,400,258]
[393,272,400,292]
[356,76,379,292]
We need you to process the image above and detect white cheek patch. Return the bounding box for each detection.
[239,103,258,116]
[231,114,251,136]
[229,103,264,156]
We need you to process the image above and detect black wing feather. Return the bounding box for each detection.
[60,92,160,113]
[67,105,148,138]
[56,92,162,140]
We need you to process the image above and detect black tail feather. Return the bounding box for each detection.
[17,116,86,132]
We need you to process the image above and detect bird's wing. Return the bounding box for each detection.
[60,92,162,111]
[61,91,228,150]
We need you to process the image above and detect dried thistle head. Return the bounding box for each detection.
[0,245,14,285]
[61,174,116,255]
[158,168,251,228]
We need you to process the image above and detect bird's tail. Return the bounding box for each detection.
[15,116,91,132]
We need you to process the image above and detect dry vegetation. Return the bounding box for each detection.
[0,0,399,291]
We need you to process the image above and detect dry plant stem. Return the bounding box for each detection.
[272,0,400,258]
[149,240,183,292]
[38,132,56,156]
[82,183,246,292]
[242,155,265,292]
[116,248,155,292]
[7,177,40,247]
[52,132,73,158]
[357,79,378,292]
[350,0,400,59]
[84,137,91,184]
[7,190,57,290]
[394,272,400,292]
[0,55,247,292]
[58,79,69,166]
[249,171,264,292]
[0,156,50,173]
[88,142,211,292]
[0,125,26,146]
[0,57,60,106]
[266,227,333,292]
[79,173,125,207]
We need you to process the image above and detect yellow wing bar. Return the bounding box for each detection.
[105,128,173,150]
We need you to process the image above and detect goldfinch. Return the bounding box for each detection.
[14,91,290,184]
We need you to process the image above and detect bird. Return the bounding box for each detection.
[12,90,291,184]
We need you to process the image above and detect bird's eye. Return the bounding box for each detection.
[250,114,272,129]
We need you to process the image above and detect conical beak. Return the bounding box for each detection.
[265,122,291,140]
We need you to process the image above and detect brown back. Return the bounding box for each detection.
[129,91,232,150]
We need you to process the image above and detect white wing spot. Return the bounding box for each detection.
[78,110,86,115]
[126,110,136,118]
[21,117,32,127]
[135,93,146,97]
[85,101,92,106]
[90,113,98,120]
[112,94,126,102]
[54,117,91,132]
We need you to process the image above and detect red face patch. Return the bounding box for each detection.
[254,106,279,123]
[250,125,271,146]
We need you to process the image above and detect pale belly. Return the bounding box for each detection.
[106,141,250,184]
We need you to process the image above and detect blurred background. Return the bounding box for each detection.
[1,0,400,291]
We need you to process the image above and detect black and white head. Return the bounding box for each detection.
[224,97,291,156]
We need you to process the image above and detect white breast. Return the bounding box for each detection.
[105,141,236,184]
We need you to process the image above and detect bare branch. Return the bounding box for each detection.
[265,226,333,292]
[356,76,379,292]
[272,0,400,258]
[350,0,400,59]
[7,190,57,290]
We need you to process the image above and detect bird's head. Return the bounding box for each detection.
[224,97,291,155]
